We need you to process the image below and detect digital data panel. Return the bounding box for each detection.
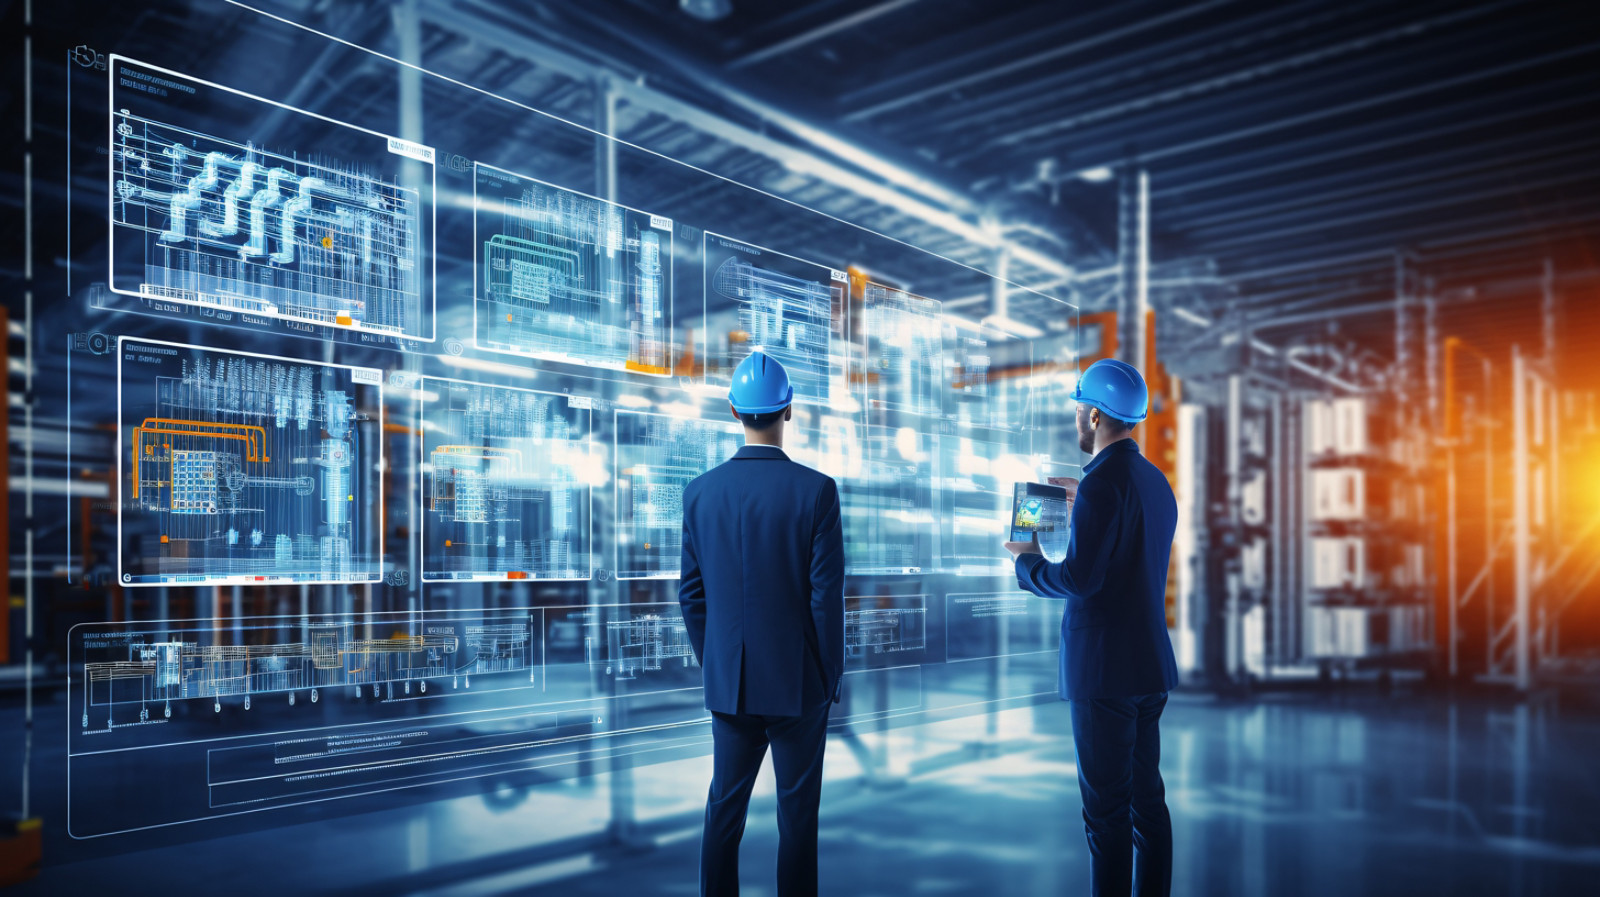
[613,410,744,579]
[940,432,1044,575]
[945,592,1061,662]
[475,163,673,375]
[859,282,944,418]
[418,378,596,581]
[846,594,930,667]
[839,426,938,575]
[117,338,383,586]
[68,605,703,837]
[106,57,435,343]
[701,233,846,406]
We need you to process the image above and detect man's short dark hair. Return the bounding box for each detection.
[737,406,789,432]
[1100,411,1136,434]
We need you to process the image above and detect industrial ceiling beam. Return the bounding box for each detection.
[1019,38,1600,175]
[726,0,923,70]
[410,2,1073,282]
[977,1,1511,153]
[419,0,1101,288]
[838,0,1240,123]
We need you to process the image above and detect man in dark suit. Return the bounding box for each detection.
[1005,357,1179,897]
[679,351,845,897]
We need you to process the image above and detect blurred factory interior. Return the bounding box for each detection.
[3,0,1600,894]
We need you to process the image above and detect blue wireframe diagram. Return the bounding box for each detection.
[475,163,673,375]
[613,410,743,579]
[106,57,433,341]
[117,338,383,585]
[839,425,938,575]
[846,595,929,665]
[419,379,595,582]
[67,604,707,837]
[859,282,945,418]
[701,233,844,406]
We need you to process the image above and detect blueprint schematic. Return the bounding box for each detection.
[419,378,596,582]
[475,163,673,375]
[117,337,384,586]
[105,57,435,344]
[700,233,846,407]
[612,410,743,579]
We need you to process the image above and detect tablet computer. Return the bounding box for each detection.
[1010,482,1069,544]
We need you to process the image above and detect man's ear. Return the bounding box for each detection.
[783,406,793,422]
[730,403,742,424]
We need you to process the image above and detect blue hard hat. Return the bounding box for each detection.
[728,351,794,414]
[1073,358,1149,423]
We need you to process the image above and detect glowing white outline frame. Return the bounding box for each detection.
[415,375,598,583]
[104,55,439,343]
[114,336,386,588]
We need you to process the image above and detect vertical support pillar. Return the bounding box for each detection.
[21,0,36,822]
[1,307,9,667]
[1447,442,1458,678]
[595,75,618,203]
[1511,346,1530,691]
[1541,258,1560,555]
[394,0,424,620]
[991,242,1011,321]
[1483,355,1495,673]
[1270,392,1284,668]
[1225,373,1242,679]
[592,73,635,845]
[1117,164,1148,372]
[1425,280,1440,435]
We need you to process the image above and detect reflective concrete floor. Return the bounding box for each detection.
[7,689,1598,896]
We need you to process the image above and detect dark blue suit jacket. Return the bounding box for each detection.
[678,444,845,716]
[1015,439,1180,701]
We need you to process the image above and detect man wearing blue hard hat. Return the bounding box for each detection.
[1004,357,1179,897]
[678,350,845,897]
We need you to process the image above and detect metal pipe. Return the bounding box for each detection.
[1512,346,1530,690]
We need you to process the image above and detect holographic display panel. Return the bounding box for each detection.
[68,604,705,837]
[106,57,434,343]
[700,233,847,407]
[839,426,938,575]
[116,338,383,586]
[859,282,944,418]
[418,378,596,582]
[613,410,744,580]
[474,163,673,375]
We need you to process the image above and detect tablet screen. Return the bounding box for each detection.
[1010,482,1069,548]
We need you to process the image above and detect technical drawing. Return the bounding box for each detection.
[701,233,844,406]
[613,410,743,579]
[939,433,1044,574]
[945,592,1060,662]
[117,338,382,585]
[599,613,697,680]
[82,625,468,721]
[948,325,1032,431]
[846,596,928,659]
[838,425,937,575]
[106,57,433,341]
[419,378,594,581]
[73,614,541,733]
[859,282,945,417]
[475,163,673,375]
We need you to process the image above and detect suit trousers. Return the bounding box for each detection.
[1070,692,1173,897]
[701,701,831,897]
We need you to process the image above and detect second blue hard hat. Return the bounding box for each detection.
[728,351,794,414]
[1073,358,1149,423]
